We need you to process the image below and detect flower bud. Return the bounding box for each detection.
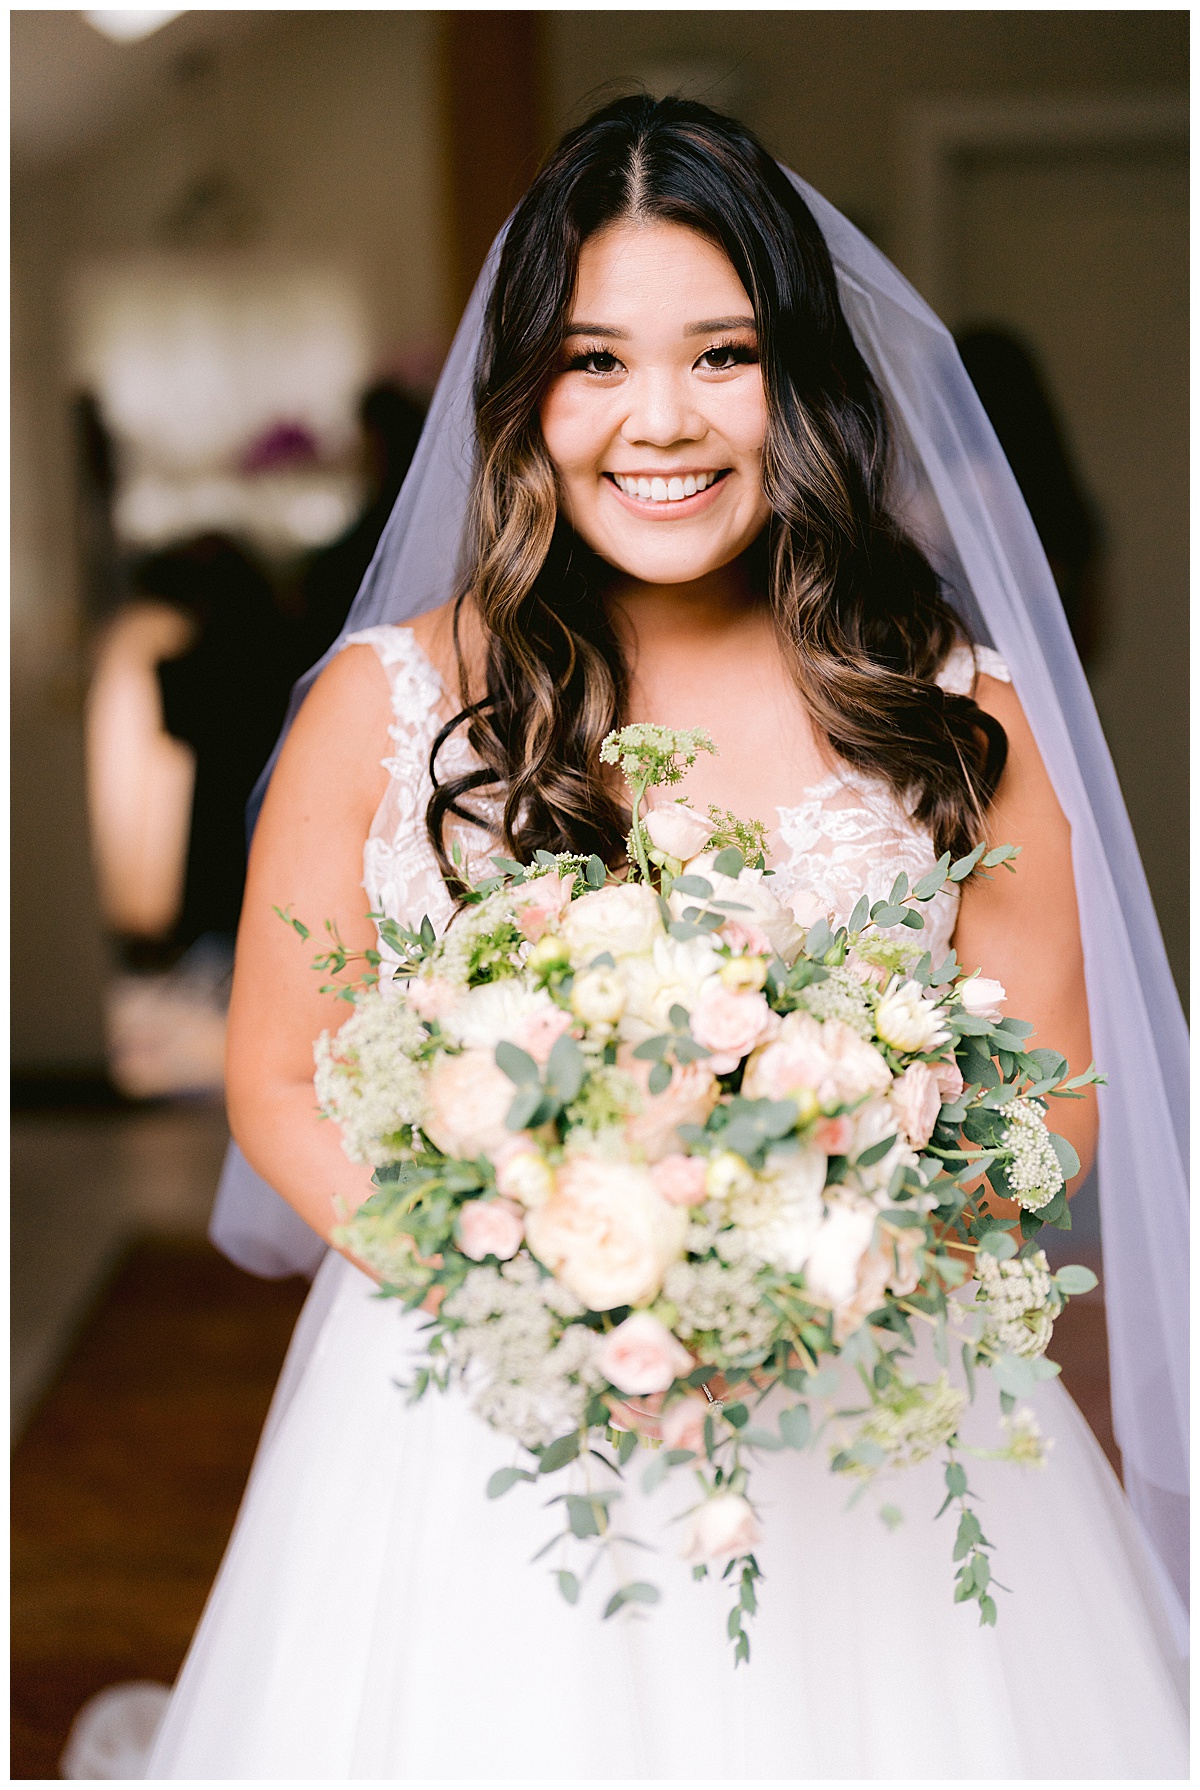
[570,966,626,1026]
[719,954,767,993]
[705,1150,755,1201]
[527,934,570,973]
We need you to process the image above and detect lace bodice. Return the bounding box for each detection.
[346,626,1010,973]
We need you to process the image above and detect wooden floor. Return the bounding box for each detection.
[10,1239,309,1781]
[9,1236,1116,1780]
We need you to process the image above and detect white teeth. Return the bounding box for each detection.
[612,471,721,502]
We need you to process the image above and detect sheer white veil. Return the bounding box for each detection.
[208,170,1188,1649]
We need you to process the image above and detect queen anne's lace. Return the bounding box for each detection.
[975,1249,1058,1359]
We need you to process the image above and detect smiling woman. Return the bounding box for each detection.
[543,227,770,574]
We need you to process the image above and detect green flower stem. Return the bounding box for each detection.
[628,773,655,886]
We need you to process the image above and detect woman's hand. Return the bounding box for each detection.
[953,672,1098,1213]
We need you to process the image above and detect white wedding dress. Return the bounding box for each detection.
[143,627,1187,1780]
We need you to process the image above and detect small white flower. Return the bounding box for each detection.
[875,979,951,1054]
[999,1098,1065,1212]
[975,1248,1058,1358]
[443,981,557,1054]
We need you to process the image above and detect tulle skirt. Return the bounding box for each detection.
[146,1252,1187,1780]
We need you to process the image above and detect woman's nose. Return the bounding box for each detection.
[619,370,704,447]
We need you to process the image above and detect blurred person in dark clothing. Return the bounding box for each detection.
[957,328,1105,666]
[294,381,427,666]
[139,534,297,950]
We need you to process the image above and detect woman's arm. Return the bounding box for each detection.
[952,673,1098,1202]
[224,645,393,1250]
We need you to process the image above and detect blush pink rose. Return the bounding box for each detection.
[661,1394,710,1455]
[422,1050,516,1158]
[512,871,575,942]
[680,1493,762,1563]
[596,1311,693,1395]
[813,1115,854,1155]
[689,986,778,1074]
[512,1003,574,1065]
[644,802,714,862]
[620,1049,719,1163]
[458,1197,524,1261]
[720,918,772,957]
[890,1061,942,1148]
[407,976,458,1021]
[933,1057,965,1103]
[650,1153,709,1207]
[959,973,1006,1020]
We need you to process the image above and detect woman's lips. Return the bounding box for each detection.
[603,468,731,519]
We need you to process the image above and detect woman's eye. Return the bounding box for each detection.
[697,342,758,372]
[567,348,622,375]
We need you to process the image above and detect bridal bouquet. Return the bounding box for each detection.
[287,725,1100,1662]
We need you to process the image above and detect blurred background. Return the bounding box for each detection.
[11,10,1187,1777]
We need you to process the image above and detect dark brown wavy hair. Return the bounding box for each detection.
[427,94,1007,887]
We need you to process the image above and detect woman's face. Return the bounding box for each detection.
[539,221,772,587]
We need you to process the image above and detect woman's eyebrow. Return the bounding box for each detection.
[562,315,757,339]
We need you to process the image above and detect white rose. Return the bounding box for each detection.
[443,982,557,1054]
[728,1146,826,1273]
[524,1154,687,1311]
[562,882,663,963]
[679,1493,762,1563]
[803,1201,878,1308]
[618,933,721,1039]
[596,1311,693,1395]
[959,973,1006,1020]
[644,802,714,862]
[571,967,626,1027]
[875,979,951,1054]
[673,854,804,965]
[849,1097,918,1195]
[422,1050,517,1158]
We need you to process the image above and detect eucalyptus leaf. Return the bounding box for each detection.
[505,1086,545,1132]
[990,1353,1037,1398]
[1054,1264,1099,1296]
[1049,1131,1081,1181]
[495,1041,541,1087]
[912,853,952,900]
[847,894,871,934]
[546,1033,585,1103]
[603,1581,660,1619]
[487,1466,536,1498]
[539,1431,582,1474]
[647,1060,673,1095]
[672,876,714,899]
[778,1404,811,1449]
[584,854,607,888]
[556,1569,580,1604]
[712,847,745,877]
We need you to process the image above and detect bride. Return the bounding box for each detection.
[141,97,1185,1778]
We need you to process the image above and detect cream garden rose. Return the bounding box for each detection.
[561,882,662,962]
[689,984,778,1074]
[524,1154,687,1310]
[958,973,1006,1020]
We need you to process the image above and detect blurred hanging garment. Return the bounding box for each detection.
[139,535,299,949]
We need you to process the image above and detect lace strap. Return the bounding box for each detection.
[341,624,445,735]
[936,641,1011,695]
